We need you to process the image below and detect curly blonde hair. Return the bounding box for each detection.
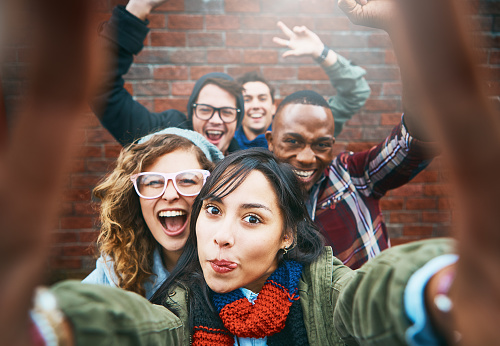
[93,134,214,296]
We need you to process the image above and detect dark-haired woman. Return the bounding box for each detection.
[48,148,454,346]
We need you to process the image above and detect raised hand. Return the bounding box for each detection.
[125,0,170,20]
[273,21,332,61]
[337,0,400,32]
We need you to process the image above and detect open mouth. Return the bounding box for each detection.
[158,210,188,236]
[292,169,316,182]
[248,112,264,119]
[205,130,224,142]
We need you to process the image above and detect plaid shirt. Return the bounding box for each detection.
[307,117,435,269]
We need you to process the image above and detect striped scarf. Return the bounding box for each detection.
[192,260,309,346]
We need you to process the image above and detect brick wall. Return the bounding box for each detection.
[3,0,498,282]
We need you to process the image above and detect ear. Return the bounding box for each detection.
[282,231,294,249]
[265,131,274,151]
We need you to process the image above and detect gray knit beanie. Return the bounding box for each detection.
[138,128,224,163]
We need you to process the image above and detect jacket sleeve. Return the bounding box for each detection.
[51,280,186,346]
[343,115,437,199]
[91,6,189,146]
[333,238,455,345]
[323,54,371,137]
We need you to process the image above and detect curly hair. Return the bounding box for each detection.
[93,134,214,296]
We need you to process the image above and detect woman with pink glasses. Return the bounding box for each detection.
[83,128,222,299]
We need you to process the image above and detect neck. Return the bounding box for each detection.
[162,248,182,272]
[242,126,265,141]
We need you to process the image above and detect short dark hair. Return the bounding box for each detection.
[276,90,330,116]
[237,71,276,103]
[198,77,244,106]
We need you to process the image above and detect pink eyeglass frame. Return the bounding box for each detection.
[130,169,210,199]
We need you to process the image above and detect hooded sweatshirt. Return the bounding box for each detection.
[91,6,243,152]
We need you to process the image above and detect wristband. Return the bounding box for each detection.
[315,45,330,63]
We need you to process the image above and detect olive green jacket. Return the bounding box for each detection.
[53,239,453,345]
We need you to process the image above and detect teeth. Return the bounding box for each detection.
[293,169,314,178]
[248,112,264,118]
[159,210,187,217]
[206,130,223,135]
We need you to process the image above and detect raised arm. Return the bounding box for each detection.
[273,21,370,137]
[91,0,188,146]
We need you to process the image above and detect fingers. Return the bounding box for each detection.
[277,21,295,39]
[273,36,290,48]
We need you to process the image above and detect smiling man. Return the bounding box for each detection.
[91,1,244,155]
[266,90,436,269]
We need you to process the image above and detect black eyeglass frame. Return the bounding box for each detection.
[192,103,240,123]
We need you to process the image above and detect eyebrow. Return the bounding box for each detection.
[284,133,333,142]
[240,203,272,213]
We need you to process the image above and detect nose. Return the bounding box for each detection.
[295,146,316,166]
[213,220,234,248]
[162,179,180,201]
[208,109,224,125]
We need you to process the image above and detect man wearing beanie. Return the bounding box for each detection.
[91,0,244,155]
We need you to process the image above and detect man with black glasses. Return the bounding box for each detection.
[91,0,244,154]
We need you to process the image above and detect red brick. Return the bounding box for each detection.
[422,211,451,223]
[71,175,103,188]
[125,66,152,79]
[60,217,94,229]
[345,142,376,152]
[86,128,116,143]
[314,17,350,31]
[365,67,400,81]
[438,198,452,210]
[368,33,392,48]
[390,212,420,223]
[424,184,450,196]
[81,113,102,128]
[329,33,368,49]
[411,170,439,184]
[380,113,401,126]
[154,98,188,113]
[169,50,206,64]
[385,50,397,64]
[261,1,300,13]
[382,82,402,96]
[335,127,363,141]
[191,66,225,80]
[69,159,85,173]
[363,99,399,112]
[60,202,73,216]
[154,66,189,80]
[225,0,260,13]
[74,203,98,216]
[362,126,394,141]
[262,67,296,81]
[243,50,278,64]
[49,257,82,269]
[86,159,117,172]
[299,0,335,13]
[241,16,279,30]
[135,49,170,64]
[489,50,500,64]
[62,245,93,256]
[403,226,434,237]
[150,32,186,47]
[187,33,224,47]
[148,14,166,29]
[345,113,380,127]
[380,198,404,210]
[156,0,184,11]
[167,15,203,30]
[205,15,240,30]
[298,66,329,81]
[76,145,102,158]
[227,66,263,78]
[52,231,78,243]
[105,144,122,158]
[278,17,316,31]
[207,49,242,64]
[226,33,261,47]
[172,82,195,96]
[134,81,171,96]
[80,231,100,243]
[406,198,437,210]
[387,184,424,197]
[63,188,92,202]
[391,238,418,246]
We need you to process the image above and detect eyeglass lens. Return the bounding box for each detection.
[195,104,237,122]
[136,171,205,197]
